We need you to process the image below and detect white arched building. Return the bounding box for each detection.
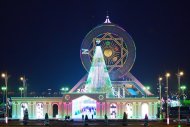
[12,94,158,119]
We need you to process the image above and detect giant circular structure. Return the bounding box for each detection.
[80,21,136,80]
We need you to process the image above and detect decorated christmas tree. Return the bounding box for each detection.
[85,44,114,98]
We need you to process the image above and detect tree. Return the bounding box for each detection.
[23,109,29,125]
[144,114,148,127]
[122,112,128,126]
[105,114,108,125]
[44,113,49,126]
[84,115,88,126]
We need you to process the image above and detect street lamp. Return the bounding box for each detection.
[20,76,27,97]
[146,86,150,90]
[1,86,7,104]
[158,77,163,120]
[1,72,10,124]
[60,87,69,94]
[165,72,170,125]
[60,87,69,117]
[19,87,24,97]
[176,71,184,126]
[180,85,186,100]
[143,86,150,98]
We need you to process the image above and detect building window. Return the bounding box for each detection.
[110,103,117,119]
[53,104,58,118]
[126,103,133,118]
[141,103,148,118]
[21,103,28,119]
[36,103,43,119]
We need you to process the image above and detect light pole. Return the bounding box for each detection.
[19,87,24,97]
[165,72,170,125]
[20,76,27,97]
[176,71,183,126]
[60,87,69,94]
[143,86,150,98]
[1,86,6,104]
[180,85,186,100]
[61,87,69,117]
[1,72,10,124]
[159,77,163,120]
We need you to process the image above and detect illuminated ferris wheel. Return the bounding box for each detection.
[80,17,136,80]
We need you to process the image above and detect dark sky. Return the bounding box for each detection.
[0,0,190,94]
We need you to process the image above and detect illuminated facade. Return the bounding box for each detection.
[11,16,158,119]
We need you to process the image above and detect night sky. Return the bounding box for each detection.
[0,0,190,95]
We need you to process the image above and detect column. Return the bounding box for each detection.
[62,102,64,119]
[58,102,63,119]
[106,102,110,118]
[68,102,72,117]
[48,103,52,118]
[32,102,36,119]
[132,102,136,119]
[15,102,18,119]
[117,102,121,118]
[118,87,120,98]
[136,102,138,118]
[104,101,107,115]
[96,102,100,118]
[148,102,152,118]
[101,102,105,118]
[138,102,142,119]
[30,102,34,119]
[12,102,16,118]
[28,102,31,119]
[17,102,21,119]
[152,102,154,118]
[122,102,126,117]
[63,102,67,118]
[123,87,125,98]
[153,102,157,119]
[100,102,102,118]
[43,102,47,115]
[44,102,48,115]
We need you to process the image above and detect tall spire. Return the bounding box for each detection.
[104,11,111,23]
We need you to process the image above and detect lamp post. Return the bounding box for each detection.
[61,87,69,118]
[1,86,6,104]
[143,86,150,98]
[19,87,24,97]
[165,72,170,125]
[180,86,186,100]
[146,86,150,90]
[176,71,184,126]
[60,87,69,94]
[159,77,163,120]
[1,73,10,124]
[20,76,27,97]
[60,87,69,117]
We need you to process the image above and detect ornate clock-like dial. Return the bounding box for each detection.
[88,32,128,72]
[80,23,136,80]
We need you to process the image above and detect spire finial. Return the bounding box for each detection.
[106,10,109,17]
[104,11,111,23]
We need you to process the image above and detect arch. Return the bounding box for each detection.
[72,95,96,119]
[21,103,28,119]
[141,103,149,118]
[110,103,117,119]
[125,103,133,119]
[53,104,58,118]
[36,102,44,119]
